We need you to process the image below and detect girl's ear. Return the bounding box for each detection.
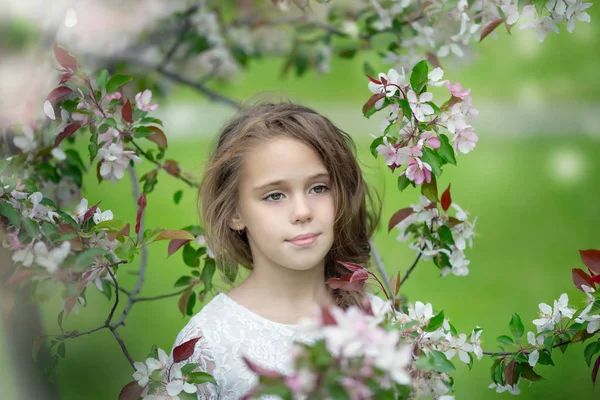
[228,214,245,231]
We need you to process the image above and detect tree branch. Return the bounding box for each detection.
[482,340,573,357]
[114,165,148,327]
[109,326,135,370]
[399,250,423,288]
[369,239,393,300]
[132,288,189,303]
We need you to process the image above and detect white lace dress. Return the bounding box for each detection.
[166,292,388,400]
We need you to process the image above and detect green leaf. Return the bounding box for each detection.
[497,335,515,347]
[537,351,554,366]
[510,313,525,339]
[105,74,133,94]
[421,147,443,176]
[101,278,112,301]
[430,350,455,373]
[174,276,192,288]
[424,310,445,332]
[410,60,429,94]
[0,201,21,227]
[438,134,457,165]
[202,259,216,293]
[181,363,200,375]
[178,392,198,400]
[421,174,439,203]
[370,136,384,159]
[494,361,505,384]
[427,101,442,116]
[183,244,200,268]
[521,363,543,382]
[186,371,216,385]
[437,225,455,245]
[363,61,376,78]
[57,342,66,357]
[397,175,410,192]
[22,218,40,239]
[96,69,109,93]
[398,99,413,120]
[186,290,196,316]
[133,126,153,139]
[174,190,183,205]
[584,340,600,367]
[74,248,108,272]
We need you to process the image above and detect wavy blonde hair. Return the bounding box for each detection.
[198,102,382,309]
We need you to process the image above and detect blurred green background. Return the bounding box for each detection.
[1,4,600,400]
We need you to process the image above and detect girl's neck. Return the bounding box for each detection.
[227,262,334,310]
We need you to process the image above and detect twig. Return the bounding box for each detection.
[154,65,240,109]
[104,265,120,325]
[369,239,393,300]
[482,340,572,357]
[114,165,148,327]
[133,288,189,303]
[109,326,136,369]
[399,247,424,288]
[159,3,200,69]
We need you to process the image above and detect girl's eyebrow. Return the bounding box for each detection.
[253,172,330,193]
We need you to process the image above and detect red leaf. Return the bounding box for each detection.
[337,261,366,273]
[350,269,369,283]
[118,381,145,400]
[388,207,413,232]
[441,184,452,212]
[480,18,506,42]
[135,193,147,235]
[173,337,202,363]
[52,41,78,71]
[59,73,72,85]
[83,201,101,222]
[121,100,133,124]
[117,223,130,239]
[504,359,517,386]
[168,239,191,257]
[426,52,441,69]
[64,281,86,318]
[580,249,600,274]
[593,354,600,386]
[327,273,366,292]
[163,159,181,178]
[242,356,284,378]
[367,75,381,85]
[147,126,168,149]
[592,274,600,284]
[320,305,337,326]
[54,122,82,147]
[572,268,596,291]
[362,93,386,115]
[46,86,73,104]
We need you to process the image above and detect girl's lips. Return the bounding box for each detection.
[287,234,319,247]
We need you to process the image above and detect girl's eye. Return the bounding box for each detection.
[311,185,328,194]
[265,193,283,201]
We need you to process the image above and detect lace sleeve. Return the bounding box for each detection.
[167,323,219,400]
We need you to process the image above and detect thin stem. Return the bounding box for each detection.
[399,249,424,287]
[369,239,393,301]
[482,340,572,357]
[104,265,120,325]
[109,326,135,370]
[133,288,188,303]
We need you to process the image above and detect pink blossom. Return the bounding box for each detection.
[135,90,159,112]
[452,127,479,154]
[419,131,440,149]
[446,81,471,99]
[401,158,432,185]
[105,92,122,101]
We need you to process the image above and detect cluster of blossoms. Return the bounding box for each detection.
[370,65,478,186]
[234,291,483,399]
[394,194,477,277]
[369,0,592,71]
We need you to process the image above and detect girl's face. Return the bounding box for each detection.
[232,137,335,272]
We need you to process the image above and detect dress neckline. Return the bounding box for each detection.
[218,292,300,328]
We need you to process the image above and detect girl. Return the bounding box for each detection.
[167,102,388,399]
